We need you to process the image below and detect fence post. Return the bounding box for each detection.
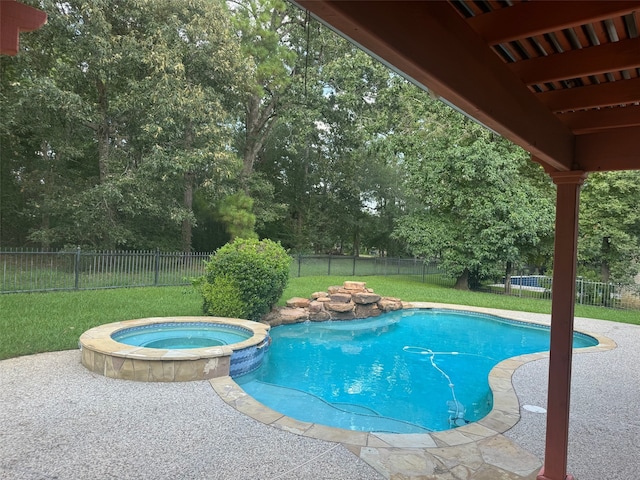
[519,269,523,298]
[154,248,160,286]
[352,256,356,276]
[74,246,81,290]
[328,254,331,276]
[298,254,301,278]
[422,262,426,283]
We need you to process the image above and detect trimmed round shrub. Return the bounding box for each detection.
[199,275,246,318]
[199,238,291,321]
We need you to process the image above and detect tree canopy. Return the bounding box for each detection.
[392,101,555,289]
[578,171,640,283]
[2,0,246,250]
[2,0,638,286]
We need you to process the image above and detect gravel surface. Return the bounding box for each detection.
[2,314,638,480]
[0,351,382,480]
[505,316,640,480]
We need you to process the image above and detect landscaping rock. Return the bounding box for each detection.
[327,301,355,313]
[279,307,309,324]
[343,281,367,291]
[308,300,325,313]
[309,310,331,321]
[352,292,381,304]
[331,310,356,320]
[329,293,351,303]
[261,281,404,326]
[378,297,403,312]
[355,303,381,318]
[286,297,310,308]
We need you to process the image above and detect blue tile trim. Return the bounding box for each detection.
[230,335,270,378]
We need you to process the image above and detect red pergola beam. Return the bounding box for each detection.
[1,0,47,56]
[560,105,640,135]
[509,37,640,86]
[467,0,640,45]
[538,76,640,112]
[576,126,640,171]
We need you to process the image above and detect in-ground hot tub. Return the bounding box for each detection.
[79,317,270,382]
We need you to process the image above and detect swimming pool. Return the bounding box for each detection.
[236,308,598,433]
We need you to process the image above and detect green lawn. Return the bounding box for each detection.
[0,286,202,360]
[1,275,637,360]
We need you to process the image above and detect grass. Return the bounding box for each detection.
[1,275,638,361]
[281,275,640,324]
[0,286,202,360]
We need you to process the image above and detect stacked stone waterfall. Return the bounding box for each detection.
[262,281,403,326]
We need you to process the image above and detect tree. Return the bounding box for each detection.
[130,0,248,251]
[3,0,246,250]
[255,29,411,255]
[393,100,555,289]
[579,171,640,283]
[216,192,258,240]
[230,0,298,180]
[231,0,333,235]
[1,2,97,248]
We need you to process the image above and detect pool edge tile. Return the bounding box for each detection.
[304,423,369,445]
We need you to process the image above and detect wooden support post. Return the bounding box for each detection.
[537,171,587,480]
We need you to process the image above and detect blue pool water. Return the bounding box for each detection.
[112,322,251,349]
[236,309,597,433]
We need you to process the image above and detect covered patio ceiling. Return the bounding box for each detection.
[294,0,640,174]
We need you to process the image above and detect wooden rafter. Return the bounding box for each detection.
[559,105,640,134]
[509,37,640,85]
[537,76,640,112]
[466,1,640,45]
[576,126,640,171]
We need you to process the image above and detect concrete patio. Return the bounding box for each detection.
[1,307,638,480]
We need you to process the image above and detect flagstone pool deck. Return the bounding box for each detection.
[1,305,638,480]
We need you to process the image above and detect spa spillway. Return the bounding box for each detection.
[79,317,270,382]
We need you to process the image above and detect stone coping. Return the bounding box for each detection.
[79,316,271,381]
[79,316,270,361]
[211,303,616,450]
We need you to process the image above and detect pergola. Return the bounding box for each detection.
[3,1,640,479]
[291,2,640,480]
[0,0,47,56]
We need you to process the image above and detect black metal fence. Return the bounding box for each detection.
[1,249,450,293]
[289,254,453,286]
[0,248,213,293]
[483,273,640,310]
[3,249,639,310]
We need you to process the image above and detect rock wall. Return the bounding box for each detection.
[261,281,403,327]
